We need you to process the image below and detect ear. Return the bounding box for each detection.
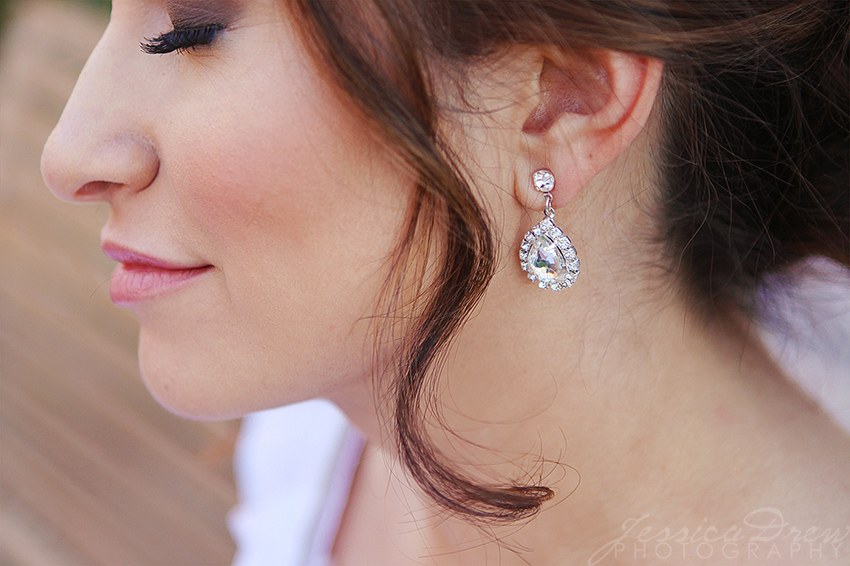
[517,50,663,210]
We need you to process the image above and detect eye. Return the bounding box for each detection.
[141,24,223,54]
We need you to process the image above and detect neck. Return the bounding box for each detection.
[418,261,848,563]
[329,223,850,565]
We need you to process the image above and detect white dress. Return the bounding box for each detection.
[228,400,364,566]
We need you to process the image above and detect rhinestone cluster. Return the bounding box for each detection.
[519,217,580,291]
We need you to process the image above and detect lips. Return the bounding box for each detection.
[102,243,212,305]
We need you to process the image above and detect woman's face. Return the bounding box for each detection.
[41,0,412,418]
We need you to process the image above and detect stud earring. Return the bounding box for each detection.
[519,169,580,291]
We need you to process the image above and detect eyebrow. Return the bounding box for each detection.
[165,0,243,27]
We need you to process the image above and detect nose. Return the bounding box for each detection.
[41,22,159,203]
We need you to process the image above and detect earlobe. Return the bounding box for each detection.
[517,50,663,210]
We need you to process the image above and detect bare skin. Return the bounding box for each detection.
[331,296,850,565]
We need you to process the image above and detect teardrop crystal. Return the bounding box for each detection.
[527,235,567,282]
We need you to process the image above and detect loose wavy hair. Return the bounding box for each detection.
[291,0,849,522]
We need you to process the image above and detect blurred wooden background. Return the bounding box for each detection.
[0,2,240,564]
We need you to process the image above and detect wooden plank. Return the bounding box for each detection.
[2,379,234,564]
[0,2,241,564]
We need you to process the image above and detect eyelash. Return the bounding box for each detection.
[141,24,223,55]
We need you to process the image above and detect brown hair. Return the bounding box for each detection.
[292,0,849,521]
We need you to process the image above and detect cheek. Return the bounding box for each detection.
[165,47,391,255]
[135,33,417,418]
[166,100,317,250]
[164,51,411,277]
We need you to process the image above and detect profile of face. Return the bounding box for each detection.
[41,0,413,419]
[39,0,850,554]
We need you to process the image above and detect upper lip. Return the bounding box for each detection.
[102,241,210,270]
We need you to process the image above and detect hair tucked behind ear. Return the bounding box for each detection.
[291,0,849,522]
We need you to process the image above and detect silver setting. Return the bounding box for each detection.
[520,170,580,291]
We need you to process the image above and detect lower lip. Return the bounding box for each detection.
[109,263,212,305]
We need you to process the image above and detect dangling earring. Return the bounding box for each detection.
[519,169,580,291]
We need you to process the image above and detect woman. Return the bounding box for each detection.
[41,0,849,564]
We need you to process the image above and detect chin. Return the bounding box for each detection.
[136,331,254,421]
[135,328,333,421]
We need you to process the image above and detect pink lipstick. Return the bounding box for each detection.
[103,243,212,305]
